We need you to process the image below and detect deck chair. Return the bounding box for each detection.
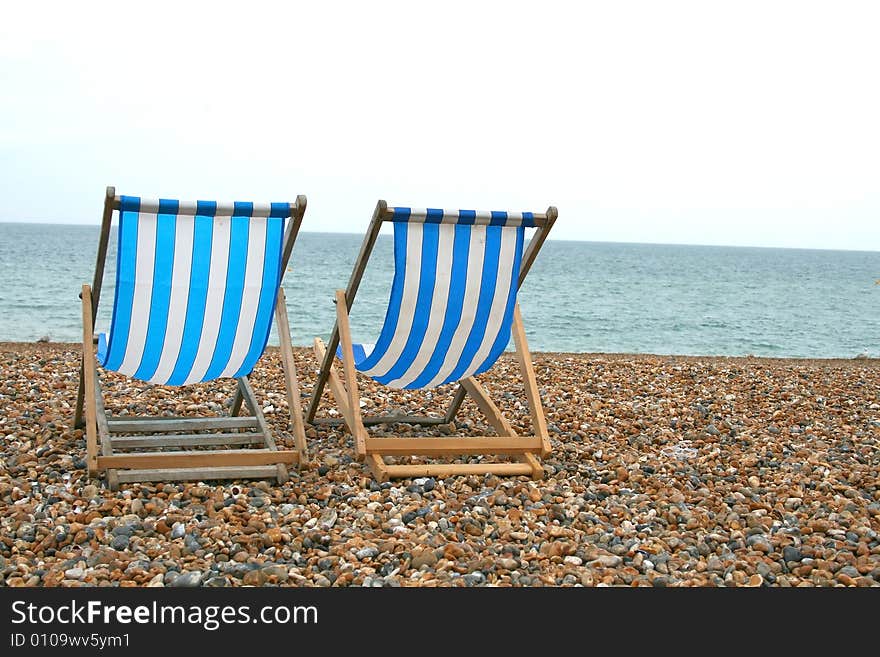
[306,200,557,481]
[74,186,309,489]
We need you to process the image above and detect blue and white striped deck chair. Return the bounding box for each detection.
[75,187,308,489]
[307,200,558,482]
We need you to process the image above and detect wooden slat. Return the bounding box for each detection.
[461,377,516,435]
[116,465,280,484]
[518,206,557,287]
[106,414,255,422]
[444,384,468,423]
[106,417,258,433]
[238,376,288,484]
[306,201,385,423]
[80,285,98,475]
[314,415,446,427]
[335,289,366,456]
[275,287,308,458]
[518,453,544,480]
[91,187,116,323]
[367,454,389,483]
[382,463,535,478]
[365,436,543,456]
[110,433,264,449]
[512,304,551,456]
[93,376,118,490]
[97,449,299,470]
[313,338,357,433]
[230,388,244,417]
[280,195,306,279]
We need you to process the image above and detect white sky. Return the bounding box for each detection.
[1,0,878,250]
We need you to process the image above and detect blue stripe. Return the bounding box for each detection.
[522,211,535,227]
[158,198,178,215]
[441,225,503,384]
[202,216,249,381]
[392,207,411,221]
[336,342,369,363]
[118,195,141,213]
[97,333,108,363]
[424,208,443,224]
[233,217,284,377]
[166,215,213,385]
[102,199,140,370]
[458,210,476,225]
[353,343,368,363]
[196,200,217,217]
[473,226,525,375]
[373,222,440,384]
[233,201,253,217]
[403,223,471,388]
[133,212,177,381]
[357,221,409,370]
[490,211,507,227]
[270,202,291,218]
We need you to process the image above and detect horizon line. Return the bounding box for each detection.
[1,220,878,254]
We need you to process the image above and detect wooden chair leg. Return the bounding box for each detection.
[74,364,85,429]
[80,285,99,476]
[275,288,309,462]
[94,376,118,490]
[367,455,389,483]
[230,388,244,417]
[313,338,358,438]
[239,377,289,484]
[511,304,551,456]
[444,384,467,423]
[334,289,367,458]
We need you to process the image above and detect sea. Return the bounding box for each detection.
[0,222,877,358]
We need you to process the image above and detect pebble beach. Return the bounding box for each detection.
[1,342,879,587]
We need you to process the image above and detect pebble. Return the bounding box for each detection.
[590,555,622,568]
[110,536,130,551]
[64,568,85,580]
[356,547,379,560]
[169,571,203,587]
[319,509,338,530]
[783,546,803,563]
[2,344,878,589]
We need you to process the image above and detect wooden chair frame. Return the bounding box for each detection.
[74,187,309,489]
[306,200,557,481]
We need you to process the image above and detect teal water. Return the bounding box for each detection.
[0,222,877,358]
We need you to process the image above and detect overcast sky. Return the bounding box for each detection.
[1,1,878,250]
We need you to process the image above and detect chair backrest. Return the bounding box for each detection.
[98,196,293,386]
[356,207,538,389]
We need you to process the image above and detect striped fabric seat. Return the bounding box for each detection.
[340,207,530,389]
[98,196,291,386]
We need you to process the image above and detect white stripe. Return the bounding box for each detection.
[455,227,518,378]
[251,205,271,218]
[362,223,425,377]
[387,224,455,387]
[214,201,236,216]
[136,199,161,213]
[182,216,231,384]
[117,213,157,376]
[221,217,268,377]
[425,225,487,387]
[178,200,198,214]
[440,210,458,224]
[148,215,195,384]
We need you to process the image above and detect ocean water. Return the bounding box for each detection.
[0,222,877,358]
